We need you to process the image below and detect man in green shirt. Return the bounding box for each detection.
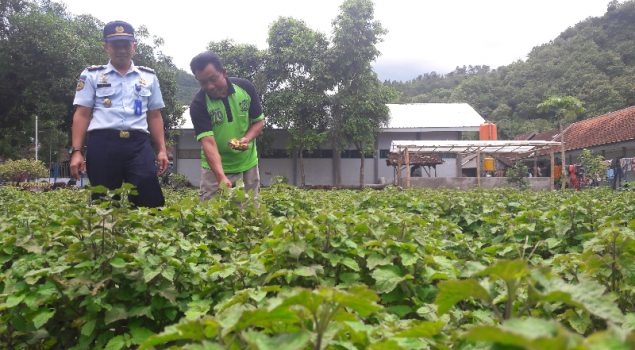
[189,51,265,201]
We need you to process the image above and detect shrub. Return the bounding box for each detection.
[578,149,607,184]
[0,159,48,183]
[506,161,528,189]
[164,172,192,189]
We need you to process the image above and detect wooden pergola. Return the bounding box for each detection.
[386,152,444,178]
[390,140,562,189]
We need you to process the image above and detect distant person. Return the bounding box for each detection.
[70,20,168,207]
[188,51,265,201]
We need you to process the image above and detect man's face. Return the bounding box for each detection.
[195,63,228,99]
[104,40,136,68]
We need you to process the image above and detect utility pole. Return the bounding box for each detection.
[35,115,38,161]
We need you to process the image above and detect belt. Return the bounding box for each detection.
[89,129,148,139]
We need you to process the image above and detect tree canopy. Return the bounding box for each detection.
[0,0,183,160]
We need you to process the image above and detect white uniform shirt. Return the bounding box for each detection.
[73,61,165,132]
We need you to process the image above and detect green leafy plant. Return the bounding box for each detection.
[1,186,634,348]
[578,149,608,185]
[163,172,192,189]
[506,161,529,189]
[0,159,48,183]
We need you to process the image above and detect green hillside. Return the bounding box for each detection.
[386,1,635,138]
[176,69,199,106]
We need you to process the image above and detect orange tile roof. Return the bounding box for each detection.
[515,106,635,151]
[559,106,635,151]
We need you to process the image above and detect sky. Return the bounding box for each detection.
[58,0,613,81]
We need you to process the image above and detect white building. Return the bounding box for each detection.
[172,103,486,186]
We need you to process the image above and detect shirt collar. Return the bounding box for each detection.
[105,60,138,76]
[205,77,235,100]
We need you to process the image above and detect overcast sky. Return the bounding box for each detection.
[58,0,613,81]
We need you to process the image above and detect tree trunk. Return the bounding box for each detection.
[332,138,341,186]
[299,149,306,187]
[358,142,365,188]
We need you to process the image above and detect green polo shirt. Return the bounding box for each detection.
[189,78,264,173]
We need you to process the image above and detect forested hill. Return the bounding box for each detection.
[386,0,635,138]
[176,69,199,106]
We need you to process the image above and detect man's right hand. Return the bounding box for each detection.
[69,152,85,179]
[219,176,233,189]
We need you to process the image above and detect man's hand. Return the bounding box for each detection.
[69,152,85,180]
[228,138,248,151]
[156,150,169,176]
[218,175,233,189]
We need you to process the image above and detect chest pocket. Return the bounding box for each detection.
[95,84,120,107]
[96,86,115,97]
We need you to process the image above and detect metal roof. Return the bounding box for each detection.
[390,140,561,154]
[384,103,485,132]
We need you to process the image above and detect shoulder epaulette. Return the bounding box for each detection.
[138,66,156,74]
[86,65,106,71]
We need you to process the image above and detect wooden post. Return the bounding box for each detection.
[396,150,402,186]
[550,149,555,190]
[393,166,397,186]
[533,152,538,177]
[476,151,481,188]
[405,147,411,188]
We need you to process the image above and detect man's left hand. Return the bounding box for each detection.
[156,151,169,176]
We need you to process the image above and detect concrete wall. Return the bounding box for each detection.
[174,129,487,186]
[404,177,552,190]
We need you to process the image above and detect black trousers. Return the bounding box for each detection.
[86,130,165,207]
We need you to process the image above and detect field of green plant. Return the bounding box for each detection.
[1,186,634,349]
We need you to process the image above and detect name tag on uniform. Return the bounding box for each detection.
[97,83,112,88]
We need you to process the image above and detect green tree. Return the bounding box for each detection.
[206,39,267,93]
[0,1,103,159]
[329,0,389,186]
[537,96,585,189]
[578,149,608,185]
[332,72,394,186]
[265,17,330,186]
[0,1,183,159]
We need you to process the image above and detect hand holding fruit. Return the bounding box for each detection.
[228,137,248,151]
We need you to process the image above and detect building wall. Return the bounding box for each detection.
[175,129,465,186]
[565,140,635,182]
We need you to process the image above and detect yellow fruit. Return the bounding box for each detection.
[228,138,247,150]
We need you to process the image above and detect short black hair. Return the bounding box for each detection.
[190,51,224,75]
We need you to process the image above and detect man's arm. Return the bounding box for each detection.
[69,106,92,179]
[239,119,265,145]
[201,136,232,188]
[147,109,168,176]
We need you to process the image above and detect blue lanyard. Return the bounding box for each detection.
[134,84,142,116]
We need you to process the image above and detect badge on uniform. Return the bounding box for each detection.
[76,75,86,91]
[103,97,112,108]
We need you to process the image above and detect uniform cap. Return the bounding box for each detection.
[103,20,135,42]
